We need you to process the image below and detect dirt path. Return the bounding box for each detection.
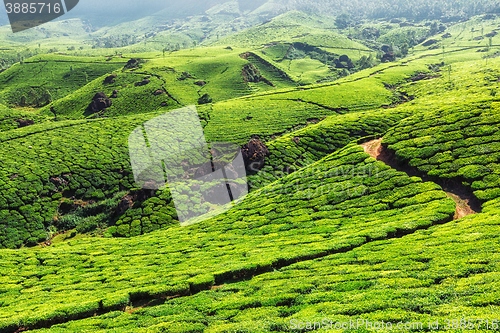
[361,139,478,220]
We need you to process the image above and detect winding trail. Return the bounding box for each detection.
[361,139,479,220]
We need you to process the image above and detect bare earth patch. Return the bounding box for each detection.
[361,139,477,220]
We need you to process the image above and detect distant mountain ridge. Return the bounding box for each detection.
[3,0,499,31]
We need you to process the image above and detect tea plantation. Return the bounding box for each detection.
[0,144,456,332]
[30,199,500,333]
[384,102,500,202]
[0,56,125,108]
[0,42,423,247]
[1,11,500,333]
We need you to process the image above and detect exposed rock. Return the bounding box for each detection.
[110,90,119,98]
[135,79,150,87]
[242,63,274,86]
[194,80,207,86]
[240,52,251,60]
[422,39,438,47]
[88,92,112,113]
[442,32,452,38]
[241,138,270,172]
[485,31,498,38]
[49,175,70,191]
[160,102,168,107]
[153,89,165,96]
[242,63,261,83]
[124,58,140,69]
[16,119,34,128]
[115,189,155,217]
[103,74,117,84]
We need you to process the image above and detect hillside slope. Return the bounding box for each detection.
[1,13,500,333]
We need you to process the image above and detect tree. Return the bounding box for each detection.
[41,90,52,107]
[335,14,353,29]
[198,94,213,105]
[50,106,57,120]
[357,55,376,70]
[400,43,409,57]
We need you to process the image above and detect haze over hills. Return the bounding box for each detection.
[2,0,500,41]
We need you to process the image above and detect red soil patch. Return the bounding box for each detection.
[361,139,478,220]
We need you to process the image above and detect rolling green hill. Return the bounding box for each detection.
[0,55,125,108]
[1,10,500,333]
[0,143,456,332]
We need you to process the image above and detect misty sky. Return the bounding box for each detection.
[0,0,230,26]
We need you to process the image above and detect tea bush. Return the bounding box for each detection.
[0,144,455,331]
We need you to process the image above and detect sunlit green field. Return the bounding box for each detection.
[1,12,500,333]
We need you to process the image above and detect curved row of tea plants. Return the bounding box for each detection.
[0,59,402,247]
[0,114,163,248]
[0,55,124,108]
[0,144,455,332]
[384,101,500,202]
[202,76,395,144]
[34,199,500,333]
[0,104,48,132]
[39,69,179,119]
[248,108,411,190]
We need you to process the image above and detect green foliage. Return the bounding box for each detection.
[248,109,411,190]
[0,144,455,331]
[385,102,500,203]
[2,12,500,333]
[0,114,161,248]
[38,200,500,332]
[0,55,124,107]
